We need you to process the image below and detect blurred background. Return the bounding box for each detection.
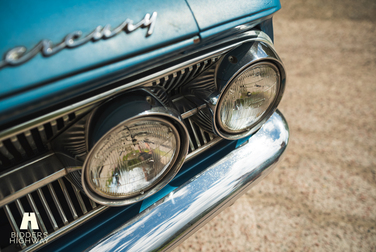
[174,0,376,251]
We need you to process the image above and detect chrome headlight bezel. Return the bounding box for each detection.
[214,58,284,140]
[81,89,189,206]
[187,35,286,140]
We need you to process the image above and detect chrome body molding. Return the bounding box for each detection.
[86,110,289,252]
[0,12,157,69]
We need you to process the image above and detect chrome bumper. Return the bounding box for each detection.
[87,110,289,252]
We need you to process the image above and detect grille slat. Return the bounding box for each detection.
[58,178,78,220]
[26,193,48,234]
[24,131,38,154]
[188,118,201,149]
[180,66,193,86]
[0,142,14,160]
[0,112,78,172]
[11,136,27,157]
[47,183,68,225]
[170,70,185,91]
[50,121,58,136]
[89,199,97,209]
[4,204,27,249]
[1,178,104,251]
[37,188,59,231]
[72,184,88,215]
[37,126,48,145]
[199,128,208,144]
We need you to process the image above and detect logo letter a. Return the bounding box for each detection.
[20,212,39,230]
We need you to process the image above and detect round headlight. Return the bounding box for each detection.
[217,62,280,133]
[80,89,189,206]
[84,117,179,199]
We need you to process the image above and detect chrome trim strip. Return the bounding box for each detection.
[180,104,207,119]
[0,30,265,142]
[185,137,222,162]
[86,110,289,252]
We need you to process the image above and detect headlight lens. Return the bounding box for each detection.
[218,62,280,133]
[85,117,179,199]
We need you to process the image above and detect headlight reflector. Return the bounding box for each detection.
[217,62,280,133]
[85,117,179,199]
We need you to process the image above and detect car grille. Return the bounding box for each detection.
[0,53,224,251]
[2,178,106,251]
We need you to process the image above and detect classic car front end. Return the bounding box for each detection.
[0,0,289,251]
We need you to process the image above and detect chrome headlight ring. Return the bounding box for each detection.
[81,89,189,206]
[189,33,286,140]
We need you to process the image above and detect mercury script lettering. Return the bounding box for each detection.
[0,12,157,69]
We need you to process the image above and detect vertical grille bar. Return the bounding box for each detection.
[24,131,38,154]
[199,128,208,144]
[4,205,27,249]
[0,142,14,160]
[37,126,48,144]
[72,185,88,215]
[63,115,70,126]
[171,69,185,91]
[190,63,201,79]
[180,66,193,85]
[47,184,68,225]
[165,72,177,90]
[26,193,48,234]
[188,136,195,152]
[11,136,26,157]
[50,121,58,136]
[58,179,78,219]
[37,188,59,231]
[89,199,97,209]
[188,118,201,148]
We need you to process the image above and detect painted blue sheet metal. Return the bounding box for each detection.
[0,0,199,98]
[0,37,197,126]
[185,0,281,31]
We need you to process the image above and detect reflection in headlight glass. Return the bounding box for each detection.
[219,63,279,133]
[86,119,178,198]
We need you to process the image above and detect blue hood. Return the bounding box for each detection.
[0,0,199,98]
[0,0,281,127]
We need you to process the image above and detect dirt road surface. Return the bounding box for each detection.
[173,0,376,251]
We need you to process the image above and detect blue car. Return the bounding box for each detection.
[0,0,289,251]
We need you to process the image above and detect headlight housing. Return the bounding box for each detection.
[81,89,189,206]
[85,117,180,199]
[187,37,286,140]
[217,62,280,134]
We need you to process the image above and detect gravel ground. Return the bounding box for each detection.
[173,0,376,251]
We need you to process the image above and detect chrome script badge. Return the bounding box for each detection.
[0,12,157,69]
